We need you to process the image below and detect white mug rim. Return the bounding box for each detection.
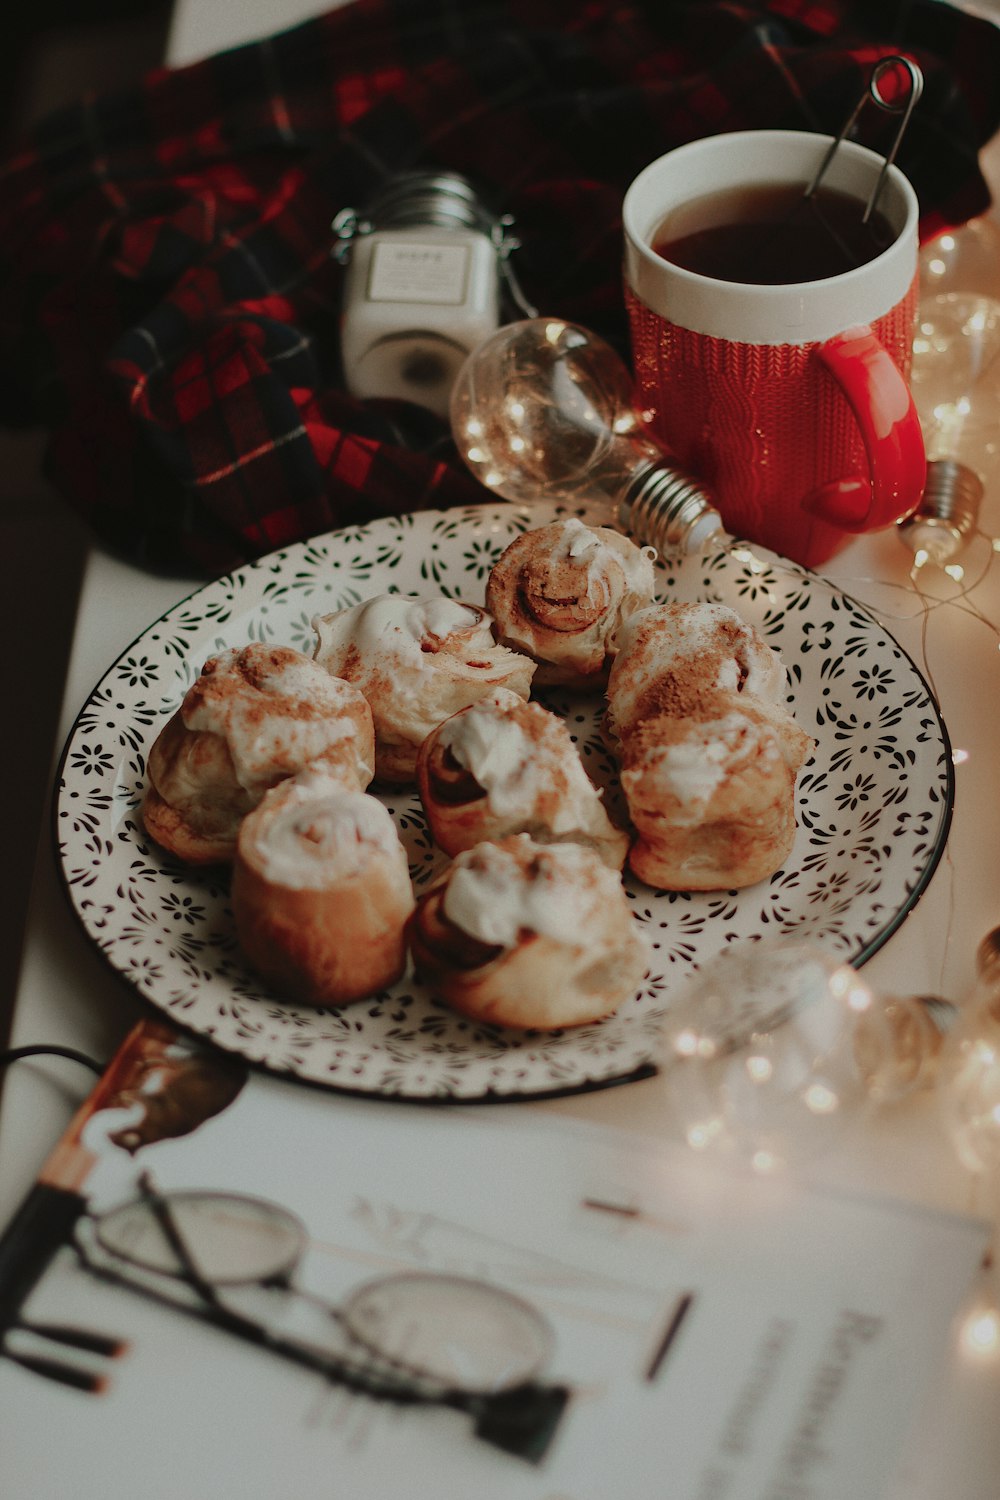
[622,129,919,345]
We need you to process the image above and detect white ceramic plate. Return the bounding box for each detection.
[56,502,952,1100]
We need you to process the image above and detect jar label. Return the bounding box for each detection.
[367,241,470,305]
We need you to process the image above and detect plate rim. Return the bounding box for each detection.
[52,501,956,1103]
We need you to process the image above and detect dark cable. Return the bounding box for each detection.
[0,1045,105,1076]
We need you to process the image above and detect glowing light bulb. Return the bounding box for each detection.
[450,317,725,555]
[960,1302,1000,1361]
[661,939,955,1171]
[904,216,1000,566]
[938,926,1000,1178]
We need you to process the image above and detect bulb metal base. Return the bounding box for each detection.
[618,461,725,556]
[898,458,983,560]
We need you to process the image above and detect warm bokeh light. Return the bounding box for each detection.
[959,1303,1000,1361]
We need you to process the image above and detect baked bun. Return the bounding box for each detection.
[485,518,657,689]
[620,695,814,890]
[406,834,649,1029]
[604,601,789,749]
[312,594,535,784]
[142,644,375,864]
[231,767,414,1006]
[605,602,814,891]
[416,688,628,868]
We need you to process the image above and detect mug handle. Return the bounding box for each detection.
[802,327,925,532]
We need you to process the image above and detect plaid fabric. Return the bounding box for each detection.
[1,0,998,575]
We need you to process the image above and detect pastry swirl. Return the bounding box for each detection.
[620,696,813,890]
[312,594,535,783]
[142,643,375,865]
[604,600,788,749]
[485,518,657,689]
[416,688,628,868]
[605,602,814,890]
[406,834,649,1030]
[232,766,414,1006]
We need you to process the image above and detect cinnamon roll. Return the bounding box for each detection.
[604,601,790,750]
[416,688,628,868]
[312,594,535,783]
[142,644,375,865]
[232,767,414,1006]
[406,834,650,1030]
[603,601,814,890]
[620,695,814,890]
[485,518,657,689]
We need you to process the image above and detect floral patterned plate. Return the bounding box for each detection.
[56,501,952,1101]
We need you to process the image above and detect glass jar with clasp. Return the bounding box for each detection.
[332,170,535,419]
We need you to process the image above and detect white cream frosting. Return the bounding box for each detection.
[608,601,787,739]
[621,601,785,695]
[441,838,622,948]
[437,691,604,831]
[316,594,480,655]
[311,594,533,763]
[183,647,368,796]
[626,712,778,821]
[557,517,657,599]
[243,771,404,890]
[436,693,534,813]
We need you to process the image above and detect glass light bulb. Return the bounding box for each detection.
[450,317,725,554]
[662,939,953,1171]
[938,926,1000,1178]
[905,216,1000,563]
[852,991,954,1102]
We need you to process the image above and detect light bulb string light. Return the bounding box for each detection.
[910,534,1000,713]
[920,294,1000,406]
[715,509,1000,712]
[936,925,1000,1341]
[829,523,1000,708]
[618,458,726,556]
[712,526,998,667]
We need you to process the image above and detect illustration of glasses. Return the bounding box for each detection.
[67,1172,568,1460]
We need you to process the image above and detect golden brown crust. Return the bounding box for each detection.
[231,776,414,1007]
[486,521,656,689]
[605,604,814,891]
[415,694,629,868]
[140,781,237,866]
[232,856,411,1007]
[406,836,648,1029]
[141,644,374,864]
[312,596,535,783]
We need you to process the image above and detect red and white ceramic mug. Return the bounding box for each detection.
[623,129,925,568]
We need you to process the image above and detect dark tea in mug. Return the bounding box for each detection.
[650,181,896,285]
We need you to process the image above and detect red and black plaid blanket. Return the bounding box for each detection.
[1,0,998,575]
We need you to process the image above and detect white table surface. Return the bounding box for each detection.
[3,3,1000,1496]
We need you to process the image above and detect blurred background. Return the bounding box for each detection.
[0,1,172,1012]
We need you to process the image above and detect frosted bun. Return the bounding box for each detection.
[620,696,813,890]
[407,834,649,1029]
[142,643,375,864]
[486,518,656,689]
[312,594,534,783]
[605,602,814,891]
[416,688,628,868]
[604,600,788,748]
[232,767,414,1006]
